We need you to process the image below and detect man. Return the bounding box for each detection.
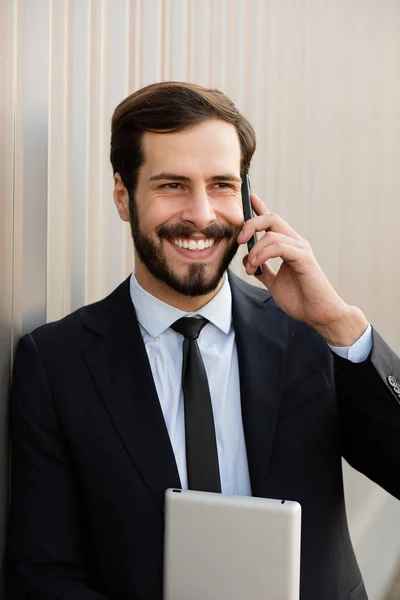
[7,82,400,600]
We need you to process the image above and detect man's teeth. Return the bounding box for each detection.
[172,238,216,251]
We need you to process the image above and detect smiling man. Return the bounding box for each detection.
[116,118,244,305]
[8,82,400,600]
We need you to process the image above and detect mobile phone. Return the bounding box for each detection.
[241,175,262,276]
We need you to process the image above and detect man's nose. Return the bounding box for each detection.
[180,190,217,230]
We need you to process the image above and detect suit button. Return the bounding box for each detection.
[388,375,400,397]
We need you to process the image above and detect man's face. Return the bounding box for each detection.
[127,119,244,297]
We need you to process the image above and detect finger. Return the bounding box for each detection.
[243,255,277,288]
[247,232,304,267]
[238,213,302,246]
[250,193,269,217]
[246,242,308,275]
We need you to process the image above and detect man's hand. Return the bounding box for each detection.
[237,193,369,347]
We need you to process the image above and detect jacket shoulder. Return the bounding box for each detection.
[27,278,131,346]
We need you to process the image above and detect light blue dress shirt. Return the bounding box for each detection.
[130,273,372,495]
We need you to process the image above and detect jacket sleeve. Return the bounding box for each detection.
[335,327,400,500]
[8,334,112,600]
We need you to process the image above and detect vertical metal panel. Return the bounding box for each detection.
[103,0,132,295]
[138,0,163,86]
[186,0,212,85]
[166,0,189,81]
[47,0,70,322]
[127,0,142,91]
[85,0,107,303]
[70,0,90,311]
[18,0,51,334]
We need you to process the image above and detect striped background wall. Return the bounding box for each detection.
[1,1,400,597]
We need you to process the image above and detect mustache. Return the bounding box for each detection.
[156,223,237,240]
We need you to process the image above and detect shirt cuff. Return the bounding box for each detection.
[328,324,372,363]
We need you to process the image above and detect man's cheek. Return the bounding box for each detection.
[140,212,166,234]
[226,199,246,224]
[228,207,246,227]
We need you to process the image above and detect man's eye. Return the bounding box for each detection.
[160,183,182,189]
[214,182,234,189]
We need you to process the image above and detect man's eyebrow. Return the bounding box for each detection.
[148,172,241,183]
[148,173,191,182]
[209,174,242,183]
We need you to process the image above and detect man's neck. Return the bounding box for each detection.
[134,262,224,312]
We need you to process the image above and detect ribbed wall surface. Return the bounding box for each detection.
[1,1,400,596]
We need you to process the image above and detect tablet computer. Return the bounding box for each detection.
[164,489,301,600]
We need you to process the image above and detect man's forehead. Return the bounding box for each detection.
[142,121,241,152]
[141,122,241,178]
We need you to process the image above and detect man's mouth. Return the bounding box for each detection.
[166,236,222,259]
[171,238,216,251]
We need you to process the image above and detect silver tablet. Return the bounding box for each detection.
[164,489,301,600]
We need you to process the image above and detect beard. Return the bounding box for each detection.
[129,198,241,297]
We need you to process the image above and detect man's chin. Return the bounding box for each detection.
[163,265,224,297]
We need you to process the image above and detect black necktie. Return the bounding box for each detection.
[171,317,221,493]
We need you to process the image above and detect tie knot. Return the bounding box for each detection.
[171,316,209,340]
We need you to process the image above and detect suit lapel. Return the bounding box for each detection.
[229,273,287,497]
[83,278,181,511]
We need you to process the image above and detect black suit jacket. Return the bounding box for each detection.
[7,272,400,600]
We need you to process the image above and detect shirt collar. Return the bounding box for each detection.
[129,272,232,338]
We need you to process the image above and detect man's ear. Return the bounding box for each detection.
[113,173,130,222]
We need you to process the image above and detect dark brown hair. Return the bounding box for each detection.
[110,81,256,198]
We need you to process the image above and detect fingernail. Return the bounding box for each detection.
[250,254,257,265]
[238,231,244,240]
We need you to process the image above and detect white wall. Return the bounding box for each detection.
[1,0,400,597]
